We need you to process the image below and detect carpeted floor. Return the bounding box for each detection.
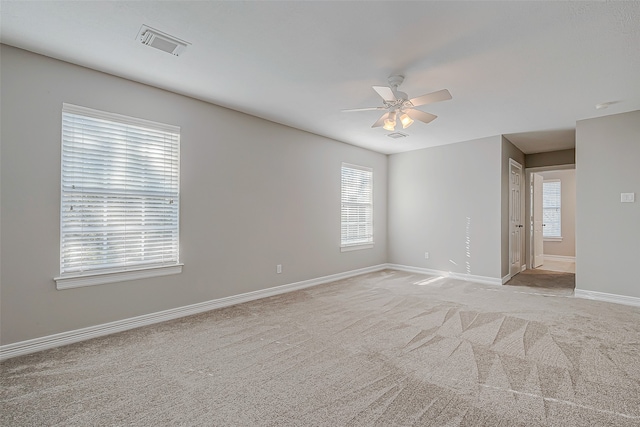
[505,269,575,293]
[2,269,639,426]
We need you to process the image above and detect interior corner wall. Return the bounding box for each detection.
[501,137,525,278]
[576,110,640,298]
[387,136,502,280]
[0,45,388,345]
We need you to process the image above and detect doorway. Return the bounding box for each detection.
[526,167,576,286]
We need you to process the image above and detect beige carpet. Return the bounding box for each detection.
[2,269,640,426]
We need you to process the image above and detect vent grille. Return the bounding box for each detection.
[387,132,408,139]
[137,25,190,56]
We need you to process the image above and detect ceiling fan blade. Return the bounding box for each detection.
[371,112,390,128]
[406,109,437,124]
[409,89,452,107]
[373,86,396,102]
[341,107,387,112]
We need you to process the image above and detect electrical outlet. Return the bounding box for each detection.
[276,264,282,274]
[424,252,429,259]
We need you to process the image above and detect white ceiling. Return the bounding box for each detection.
[2,1,639,155]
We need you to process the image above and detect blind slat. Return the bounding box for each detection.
[341,164,373,246]
[60,104,180,276]
[542,181,561,238]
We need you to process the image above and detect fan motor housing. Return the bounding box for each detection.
[388,75,405,88]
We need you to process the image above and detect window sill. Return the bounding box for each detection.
[340,243,374,252]
[543,237,563,242]
[55,264,183,290]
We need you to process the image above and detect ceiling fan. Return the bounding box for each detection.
[343,75,452,131]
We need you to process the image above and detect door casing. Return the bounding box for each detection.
[532,173,544,268]
[509,159,524,278]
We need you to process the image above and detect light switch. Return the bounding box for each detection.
[621,193,635,203]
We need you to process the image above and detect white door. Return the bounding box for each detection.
[532,173,544,268]
[509,159,524,277]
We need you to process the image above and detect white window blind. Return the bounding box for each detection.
[59,104,180,280]
[341,163,373,248]
[543,180,561,238]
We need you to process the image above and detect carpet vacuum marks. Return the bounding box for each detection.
[1,269,639,426]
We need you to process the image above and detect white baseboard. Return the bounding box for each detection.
[449,272,502,287]
[0,264,387,361]
[544,255,576,262]
[385,264,444,277]
[387,264,502,287]
[574,289,640,308]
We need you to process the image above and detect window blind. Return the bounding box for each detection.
[542,180,561,238]
[60,104,180,277]
[341,163,373,247]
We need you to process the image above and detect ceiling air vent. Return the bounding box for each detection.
[137,25,190,56]
[387,132,408,139]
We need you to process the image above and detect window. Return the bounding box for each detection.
[55,104,181,289]
[341,163,373,251]
[542,180,561,239]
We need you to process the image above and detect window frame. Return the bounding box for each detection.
[54,104,182,290]
[542,179,562,241]
[340,162,374,252]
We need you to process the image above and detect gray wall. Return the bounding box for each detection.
[576,110,640,298]
[538,169,576,257]
[0,46,388,345]
[501,137,526,278]
[388,136,502,280]
[525,149,575,169]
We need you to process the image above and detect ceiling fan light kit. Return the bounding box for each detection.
[383,111,397,131]
[399,113,414,129]
[343,74,452,134]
